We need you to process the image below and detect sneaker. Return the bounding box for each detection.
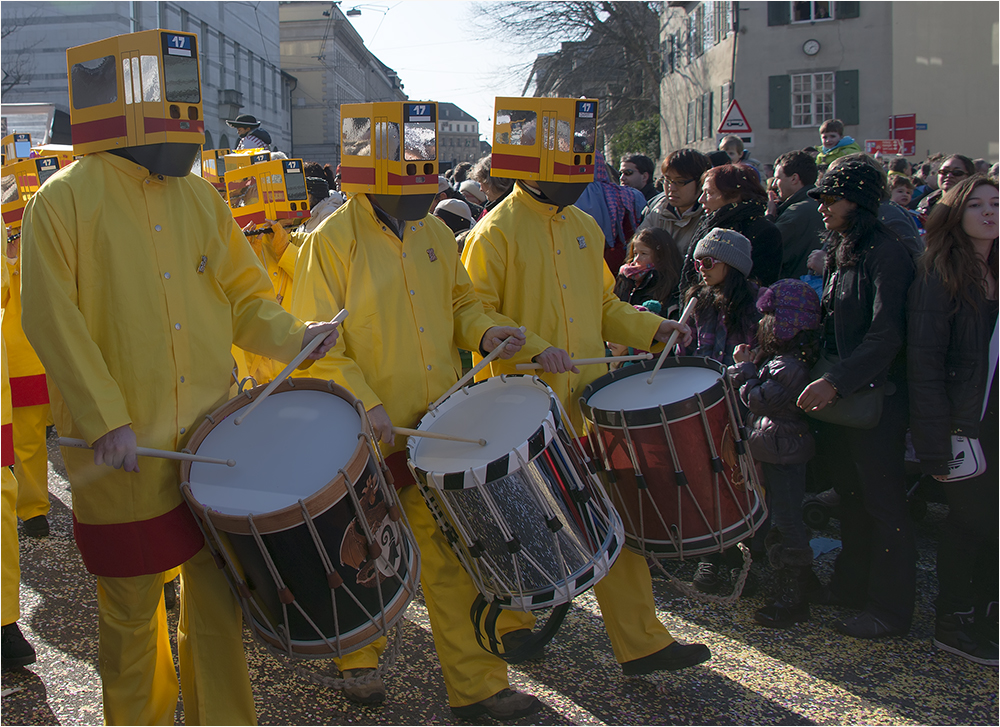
[621,640,711,675]
[934,612,999,667]
[22,515,49,538]
[341,668,386,705]
[451,688,541,721]
[1,623,37,669]
[693,561,728,595]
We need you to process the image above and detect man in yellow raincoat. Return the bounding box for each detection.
[20,30,341,725]
[290,100,537,720]
[461,97,712,680]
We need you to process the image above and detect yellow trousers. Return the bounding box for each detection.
[2,467,20,626]
[13,403,50,520]
[96,545,256,726]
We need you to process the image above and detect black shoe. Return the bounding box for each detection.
[755,599,810,629]
[1,623,37,669]
[621,640,711,676]
[835,611,907,639]
[934,612,999,667]
[22,515,49,538]
[500,628,545,664]
[451,688,541,721]
[693,561,728,595]
[811,584,865,610]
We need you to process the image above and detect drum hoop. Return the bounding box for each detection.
[409,375,561,491]
[180,378,370,536]
[579,356,727,429]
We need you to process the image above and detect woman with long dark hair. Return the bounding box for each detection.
[796,159,917,639]
[908,176,998,665]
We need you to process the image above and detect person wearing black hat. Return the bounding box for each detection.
[227,114,272,151]
[797,158,917,640]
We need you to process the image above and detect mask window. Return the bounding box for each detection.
[283,161,308,200]
[573,106,596,154]
[71,56,118,109]
[375,122,401,162]
[141,56,161,103]
[13,139,31,159]
[163,54,200,103]
[1,174,18,205]
[343,118,372,156]
[229,176,259,208]
[36,160,59,185]
[404,122,436,161]
[495,110,537,147]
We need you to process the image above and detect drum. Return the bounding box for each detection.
[579,357,766,560]
[408,375,623,612]
[179,378,419,659]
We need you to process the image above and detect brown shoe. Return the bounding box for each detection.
[451,688,541,721]
[341,668,386,705]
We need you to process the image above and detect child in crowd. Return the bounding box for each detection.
[613,227,683,317]
[814,119,862,169]
[727,279,823,628]
[889,173,925,235]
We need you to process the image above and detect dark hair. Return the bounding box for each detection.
[890,174,914,191]
[887,156,910,174]
[614,227,682,310]
[661,148,711,183]
[938,154,976,176]
[758,319,821,367]
[802,146,819,154]
[922,175,999,313]
[703,163,767,204]
[774,150,818,187]
[824,205,886,270]
[623,154,655,178]
[683,263,758,342]
[453,161,473,184]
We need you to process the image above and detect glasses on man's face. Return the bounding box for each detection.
[696,256,718,271]
[819,194,843,207]
[664,177,696,189]
[939,168,968,179]
[620,169,636,176]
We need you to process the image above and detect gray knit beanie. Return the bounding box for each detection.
[693,228,753,277]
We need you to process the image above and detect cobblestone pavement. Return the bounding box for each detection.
[2,431,996,725]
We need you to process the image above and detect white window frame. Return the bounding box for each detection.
[791,1,833,24]
[791,72,835,128]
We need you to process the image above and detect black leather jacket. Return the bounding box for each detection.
[821,227,915,396]
[907,269,997,472]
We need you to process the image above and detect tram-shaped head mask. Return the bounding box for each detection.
[339,102,439,221]
[66,29,204,176]
[490,97,598,207]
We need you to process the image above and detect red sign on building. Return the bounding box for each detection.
[889,114,917,156]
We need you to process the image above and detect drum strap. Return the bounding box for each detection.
[470,594,569,663]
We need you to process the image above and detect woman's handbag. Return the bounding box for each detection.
[804,353,884,429]
[943,317,998,481]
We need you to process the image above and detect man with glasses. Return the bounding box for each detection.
[638,149,712,256]
[618,154,657,201]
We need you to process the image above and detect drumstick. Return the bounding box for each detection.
[58,437,236,467]
[647,297,697,385]
[427,326,526,412]
[514,353,653,371]
[234,308,349,426]
[392,427,487,447]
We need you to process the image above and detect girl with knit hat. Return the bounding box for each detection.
[728,279,823,628]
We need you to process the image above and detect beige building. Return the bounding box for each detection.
[659,1,999,168]
[438,103,481,169]
[280,1,406,166]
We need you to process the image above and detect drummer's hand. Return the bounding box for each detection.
[242,220,257,234]
[733,344,753,364]
[533,347,579,374]
[481,326,526,359]
[653,319,693,349]
[797,378,837,412]
[367,405,395,446]
[301,320,341,359]
[92,424,140,473]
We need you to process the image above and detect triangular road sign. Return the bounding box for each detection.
[718,100,752,134]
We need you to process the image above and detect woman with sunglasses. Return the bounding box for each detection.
[797,159,917,639]
[908,176,998,666]
[638,149,712,257]
[917,154,976,226]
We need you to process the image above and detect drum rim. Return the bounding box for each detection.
[578,356,727,429]
[409,374,561,490]
[180,378,371,535]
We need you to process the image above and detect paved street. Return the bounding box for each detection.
[2,432,996,725]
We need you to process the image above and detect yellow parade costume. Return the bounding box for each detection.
[22,151,308,725]
[3,253,51,522]
[462,182,678,665]
[290,193,530,707]
[2,262,22,628]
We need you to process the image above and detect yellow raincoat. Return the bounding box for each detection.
[2,262,21,626]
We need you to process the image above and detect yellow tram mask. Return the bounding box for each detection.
[225,157,310,229]
[339,101,438,221]
[1,134,34,165]
[2,156,62,234]
[66,29,204,176]
[490,97,598,207]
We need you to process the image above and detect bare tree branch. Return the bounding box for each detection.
[1,8,40,95]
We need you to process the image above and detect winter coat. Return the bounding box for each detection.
[815,136,862,168]
[879,200,922,260]
[681,199,783,289]
[728,354,816,464]
[770,185,825,279]
[907,266,997,474]
[685,282,760,366]
[615,270,680,317]
[638,195,705,257]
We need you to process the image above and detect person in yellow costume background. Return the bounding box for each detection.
[4,233,52,538]
[20,30,341,725]
[2,240,37,670]
[462,96,712,679]
[291,100,541,719]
